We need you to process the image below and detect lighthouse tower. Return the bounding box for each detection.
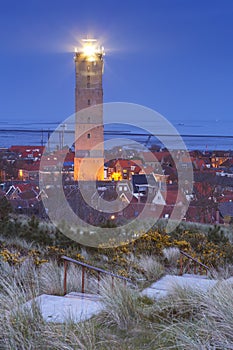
[74,39,105,181]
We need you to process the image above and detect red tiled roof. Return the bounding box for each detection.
[139,166,154,175]
[221,190,233,196]
[18,190,38,200]
[164,190,186,206]
[191,158,206,169]
[16,183,35,192]
[115,159,142,167]
[21,161,40,171]
[10,145,45,152]
[64,152,75,162]
[218,191,233,203]
[141,151,170,163]
[194,182,213,196]
[114,159,142,174]
[51,150,74,161]
[9,146,45,159]
[40,157,60,168]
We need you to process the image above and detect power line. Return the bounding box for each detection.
[0,128,233,138]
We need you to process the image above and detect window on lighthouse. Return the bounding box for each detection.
[87,133,91,139]
[87,75,90,88]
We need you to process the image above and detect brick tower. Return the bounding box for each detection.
[74,39,105,181]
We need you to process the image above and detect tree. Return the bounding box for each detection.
[0,197,12,221]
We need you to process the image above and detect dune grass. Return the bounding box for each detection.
[1,215,233,348]
[1,254,233,349]
[136,255,165,281]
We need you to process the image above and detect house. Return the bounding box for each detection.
[18,161,40,180]
[151,188,166,206]
[8,197,40,215]
[116,181,132,194]
[9,199,29,213]
[211,151,231,168]
[9,146,45,161]
[193,182,214,201]
[163,166,177,183]
[132,174,159,202]
[106,159,142,180]
[6,183,39,200]
[116,181,134,204]
[6,182,41,215]
[159,189,189,221]
[140,151,172,171]
[219,158,233,172]
[165,187,187,206]
[131,173,176,206]
[218,190,233,203]
[139,165,154,175]
[153,173,169,184]
[218,202,233,224]
[191,157,207,170]
[52,149,75,171]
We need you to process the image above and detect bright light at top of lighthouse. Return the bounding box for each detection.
[83,44,96,57]
[75,38,105,62]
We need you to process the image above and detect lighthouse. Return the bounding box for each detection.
[74,39,105,181]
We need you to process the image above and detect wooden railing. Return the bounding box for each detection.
[61,255,131,295]
[179,250,209,276]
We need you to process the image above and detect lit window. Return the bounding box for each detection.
[87,66,90,72]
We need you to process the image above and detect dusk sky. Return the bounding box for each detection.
[0,0,233,129]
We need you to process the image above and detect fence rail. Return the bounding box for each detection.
[179,250,209,276]
[61,255,131,295]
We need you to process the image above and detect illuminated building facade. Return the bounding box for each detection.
[74,39,105,181]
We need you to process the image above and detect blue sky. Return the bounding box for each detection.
[0,0,233,127]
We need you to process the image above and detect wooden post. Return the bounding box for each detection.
[82,266,85,294]
[97,271,100,294]
[112,276,114,289]
[187,259,190,273]
[179,255,183,275]
[64,260,67,295]
[194,261,197,274]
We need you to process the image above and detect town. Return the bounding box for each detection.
[1,144,233,226]
[1,37,233,229]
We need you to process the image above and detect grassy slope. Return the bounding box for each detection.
[0,215,233,349]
